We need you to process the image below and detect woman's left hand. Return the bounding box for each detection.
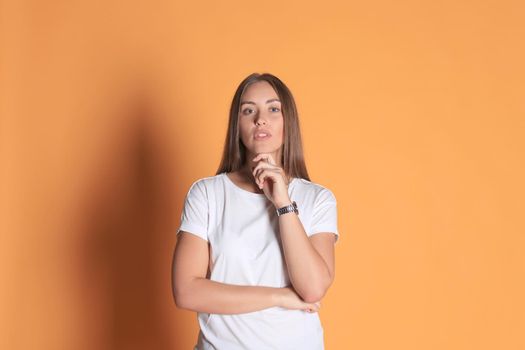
[251,153,292,208]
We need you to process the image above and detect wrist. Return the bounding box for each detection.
[275,201,298,216]
[275,201,292,209]
[272,288,284,307]
[274,199,293,209]
[273,287,291,308]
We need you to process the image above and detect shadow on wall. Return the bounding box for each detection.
[75,89,193,350]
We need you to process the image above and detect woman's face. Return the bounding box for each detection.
[238,81,284,162]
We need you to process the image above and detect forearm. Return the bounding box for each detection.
[176,277,283,314]
[278,212,331,302]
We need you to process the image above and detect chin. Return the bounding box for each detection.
[251,145,280,155]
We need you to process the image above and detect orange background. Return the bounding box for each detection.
[1,0,524,349]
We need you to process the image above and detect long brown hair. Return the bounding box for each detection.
[216,72,310,181]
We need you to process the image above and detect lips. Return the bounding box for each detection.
[254,129,272,140]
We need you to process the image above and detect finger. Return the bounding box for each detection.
[257,169,280,189]
[305,304,319,313]
[252,153,269,163]
[259,168,286,189]
[252,162,277,180]
[253,167,280,189]
[303,302,318,310]
[252,153,275,165]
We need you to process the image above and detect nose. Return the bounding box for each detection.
[255,113,267,126]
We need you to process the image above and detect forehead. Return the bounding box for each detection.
[241,81,279,101]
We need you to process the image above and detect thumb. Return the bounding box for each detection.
[305,303,320,313]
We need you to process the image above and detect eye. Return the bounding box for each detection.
[270,107,281,112]
[242,108,255,115]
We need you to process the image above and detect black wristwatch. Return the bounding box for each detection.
[276,201,298,216]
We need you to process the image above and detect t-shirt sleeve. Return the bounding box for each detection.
[177,179,209,242]
[307,187,339,244]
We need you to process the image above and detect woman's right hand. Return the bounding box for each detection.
[275,287,321,313]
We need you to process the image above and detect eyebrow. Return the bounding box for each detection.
[240,98,281,106]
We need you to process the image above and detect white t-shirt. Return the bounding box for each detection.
[177,172,339,350]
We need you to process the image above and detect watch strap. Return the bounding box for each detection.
[276,201,298,216]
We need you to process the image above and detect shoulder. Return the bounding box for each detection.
[189,173,224,186]
[185,173,225,194]
[293,178,337,203]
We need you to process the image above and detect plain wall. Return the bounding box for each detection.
[1,0,524,349]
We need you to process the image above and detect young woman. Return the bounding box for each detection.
[172,72,339,349]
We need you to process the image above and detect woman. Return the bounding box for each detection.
[172,72,339,349]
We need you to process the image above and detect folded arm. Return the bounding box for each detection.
[173,231,284,314]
